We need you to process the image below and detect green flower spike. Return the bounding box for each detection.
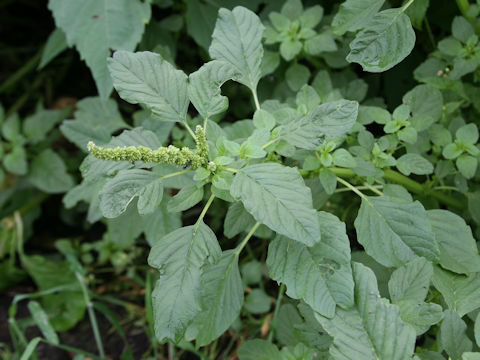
[87,125,209,170]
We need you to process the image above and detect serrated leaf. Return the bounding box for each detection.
[354,196,438,267]
[28,150,74,194]
[315,262,416,360]
[108,51,188,122]
[332,0,385,35]
[191,249,244,346]
[100,169,163,218]
[439,310,473,360]
[147,223,221,342]
[347,8,416,72]
[267,212,353,317]
[231,163,320,246]
[432,266,480,316]
[48,0,151,98]
[188,60,240,120]
[388,257,433,303]
[281,100,359,150]
[427,210,480,274]
[209,6,265,92]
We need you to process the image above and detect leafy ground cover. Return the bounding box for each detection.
[1,0,480,359]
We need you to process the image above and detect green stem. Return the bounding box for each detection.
[401,0,415,12]
[0,48,42,93]
[183,122,196,139]
[267,283,285,342]
[160,168,192,179]
[194,194,215,232]
[261,137,281,150]
[76,274,105,358]
[220,167,238,173]
[328,167,464,209]
[363,182,384,196]
[336,177,369,202]
[456,0,471,18]
[235,222,261,256]
[334,185,383,194]
[252,89,261,111]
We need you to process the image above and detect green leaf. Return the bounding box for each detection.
[167,185,203,213]
[147,223,221,342]
[443,143,463,159]
[253,109,276,131]
[319,168,337,195]
[100,169,163,218]
[332,149,356,168]
[191,249,244,346]
[231,163,320,246]
[404,0,429,29]
[238,339,282,360]
[22,255,85,331]
[28,149,74,193]
[281,100,359,150]
[315,262,416,360]
[3,146,28,175]
[439,310,473,360]
[475,312,480,347]
[332,0,385,35]
[209,6,265,92]
[142,200,182,247]
[106,201,143,249]
[427,210,480,274]
[388,257,433,303]
[432,266,480,316]
[60,97,126,150]
[267,212,354,318]
[280,38,303,61]
[396,154,434,176]
[188,60,240,120]
[245,289,271,314]
[19,338,42,360]
[24,109,68,143]
[463,354,480,360]
[396,300,443,336]
[224,202,256,239]
[347,8,416,72]
[38,28,68,69]
[456,123,479,144]
[354,196,439,267]
[286,63,311,91]
[185,0,217,51]
[48,0,151,98]
[28,301,59,345]
[108,51,189,123]
[304,33,338,55]
[403,84,443,124]
[452,16,474,43]
[300,5,323,29]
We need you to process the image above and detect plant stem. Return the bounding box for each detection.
[76,274,105,358]
[0,48,42,93]
[336,177,369,202]
[363,182,384,196]
[194,194,215,232]
[334,185,383,194]
[328,167,464,209]
[235,222,261,256]
[252,89,261,111]
[456,0,471,18]
[267,283,285,342]
[401,0,415,12]
[160,168,192,179]
[261,137,280,150]
[183,122,196,139]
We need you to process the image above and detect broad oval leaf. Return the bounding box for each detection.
[280,100,359,150]
[315,262,416,360]
[48,0,151,98]
[347,8,416,72]
[147,223,221,343]
[231,163,320,246]
[100,169,163,218]
[28,150,75,194]
[209,6,265,92]
[354,196,439,268]
[332,0,385,35]
[427,210,480,274]
[267,212,354,318]
[388,257,433,303]
[190,249,244,346]
[188,60,240,120]
[108,51,189,122]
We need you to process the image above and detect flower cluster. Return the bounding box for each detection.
[87,125,209,170]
